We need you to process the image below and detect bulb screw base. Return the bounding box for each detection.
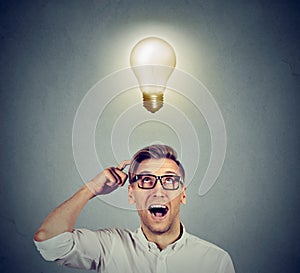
[143,93,164,113]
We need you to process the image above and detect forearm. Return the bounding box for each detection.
[34,161,130,242]
[34,185,94,242]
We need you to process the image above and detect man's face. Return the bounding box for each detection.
[128,158,186,235]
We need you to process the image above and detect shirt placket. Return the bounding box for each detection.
[156,253,168,273]
[148,242,171,273]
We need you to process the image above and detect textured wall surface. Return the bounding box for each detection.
[1,1,299,273]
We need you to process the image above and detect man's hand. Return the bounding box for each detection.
[86,160,132,196]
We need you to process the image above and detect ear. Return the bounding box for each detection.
[180,186,187,205]
[128,184,136,204]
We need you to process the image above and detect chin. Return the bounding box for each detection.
[147,222,172,235]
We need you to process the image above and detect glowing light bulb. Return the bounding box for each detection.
[130,37,176,113]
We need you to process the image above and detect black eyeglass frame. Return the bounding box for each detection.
[130,174,183,190]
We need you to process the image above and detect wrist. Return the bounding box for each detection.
[81,183,96,199]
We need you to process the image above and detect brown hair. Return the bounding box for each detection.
[128,144,185,183]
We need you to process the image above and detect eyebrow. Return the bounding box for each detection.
[164,171,178,174]
[137,171,153,175]
[137,170,178,175]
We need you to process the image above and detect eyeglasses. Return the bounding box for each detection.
[130,174,182,190]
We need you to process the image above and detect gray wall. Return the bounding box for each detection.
[1,1,299,272]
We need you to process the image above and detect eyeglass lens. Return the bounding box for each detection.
[136,175,180,190]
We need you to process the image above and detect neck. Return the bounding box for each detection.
[141,221,183,250]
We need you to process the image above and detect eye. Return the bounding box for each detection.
[164,176,176,184]
[141,176,154,184]
[162,176,181,190]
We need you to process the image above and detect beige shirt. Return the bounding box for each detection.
[34,226,235,273]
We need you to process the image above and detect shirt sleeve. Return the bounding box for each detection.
[220,252,236,273]
[34,229,104,270]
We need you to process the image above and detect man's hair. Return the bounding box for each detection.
[128,144,185,183]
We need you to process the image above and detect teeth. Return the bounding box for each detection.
[149,204,167,209]
[148,204,169,217]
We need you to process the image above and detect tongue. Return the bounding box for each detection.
[154,212,164,217]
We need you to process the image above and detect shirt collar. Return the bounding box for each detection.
[134,223,187,253]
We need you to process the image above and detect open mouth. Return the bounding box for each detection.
[148,204,169,218]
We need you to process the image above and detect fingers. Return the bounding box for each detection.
[88,160,132,195]
[106,160,131,187]
[105,167,128,187]
[117,159,132,171]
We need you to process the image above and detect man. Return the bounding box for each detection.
[34,144,235,273]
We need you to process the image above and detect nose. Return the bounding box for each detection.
[152,178,166,197]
